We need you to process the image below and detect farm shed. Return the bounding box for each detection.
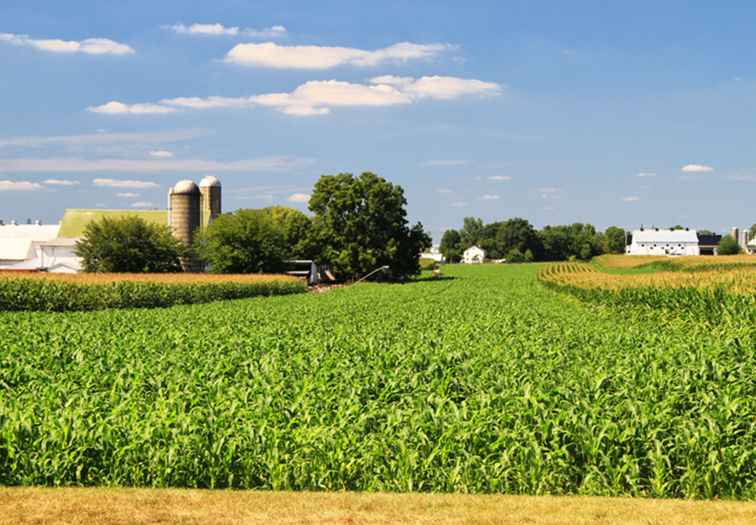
[463,245,485,264]
[626,228,700,256]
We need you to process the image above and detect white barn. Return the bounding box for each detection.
[626,228,700,256]
[463,245,485,264]
[420,245,445,263]
[0,223,81,273]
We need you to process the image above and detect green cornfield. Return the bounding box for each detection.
[0,264,753,498]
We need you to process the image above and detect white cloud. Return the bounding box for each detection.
[148,150,174,158]
[0,129,210,148]
[131,201,155,208]
[450,201,468,208]
[488,175,512,181]
[43,178,79,186]
[636,172,656,177]
[681,164,714,173]
[479,194,500,200]
[0,33,133,55]
[372,75,502,100]
[88,75,501,118]
[537,187,561,200]
[94,178,159,189]
[0,180,43,191]
[169,23,287,38]
[622,196,640,202]
[436,188,453,194]
[116,192,140,198]
[0,156,310,173]
[287,193,311,203]
[420,159,469,167]
[87,101,178,115]
[224,41,450,69]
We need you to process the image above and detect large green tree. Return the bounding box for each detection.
[75,216,185,273]
[603,226,627,254]
[307,172,431,280]
[459,217,485,249]
[195,209,288,273]
[440,229,463,263]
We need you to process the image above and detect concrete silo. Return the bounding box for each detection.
[199,176,222,228]
[169,180,201,271]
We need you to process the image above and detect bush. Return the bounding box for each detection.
[0,275,306,312]
[75,216,185,273]
[718,235,742,255]
[419,258,437,271]
[196,209,289,273]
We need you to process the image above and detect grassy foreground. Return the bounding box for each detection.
[1,488,755,525]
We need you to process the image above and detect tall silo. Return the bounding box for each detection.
[170,180,201,271]
[199,176,222,228]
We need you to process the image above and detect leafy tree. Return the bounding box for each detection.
[75,216,185,273]
[750,224,756,239]
[459,217,485,249]
[540,223,604,261]
[697,229,715,237]
[307,172,431,280]
[195,209,288,273]
[603,226,627,254]
[264,206,314,259]
[718,235,742,255]
[496,218,543,259]
[669,225,685,230]
[440,229,463,262]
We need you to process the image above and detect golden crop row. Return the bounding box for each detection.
[0,272,300,285]
[540,262,756,294]
[596,254,756,269]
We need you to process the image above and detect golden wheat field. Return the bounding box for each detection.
[596,253,756,269]
[0,272,300,285]
[540,262,756,294]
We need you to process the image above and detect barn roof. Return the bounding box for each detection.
[58,209,168,238]
[0,224,60,261]
[632,229,698,243]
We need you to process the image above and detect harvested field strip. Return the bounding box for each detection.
[1,488,755,525]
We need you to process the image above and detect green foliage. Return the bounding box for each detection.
[307,172,431,280]
[603,226,627,254]
[750,224,756,240]
[540,223,604,261]
[0,264,753,498]
[481,218,543,260]
[0,277,306,312]
[196,209,289,273]
[419,258,436,271]
[264,206,314,259]
[459,217,485,248]
[75,216,184,273]
[718,235,742,255]
[440,229,463,263]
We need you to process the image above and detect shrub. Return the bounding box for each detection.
[75,216,185,273]
[718,235,742,255]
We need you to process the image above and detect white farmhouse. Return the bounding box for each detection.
[626,228,700,256]
[420,245,445,263]
[462,245,485,264]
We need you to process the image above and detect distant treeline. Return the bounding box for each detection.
[440,218,627,262]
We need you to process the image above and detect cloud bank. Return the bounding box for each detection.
[0,33,133,55]
[88,76,502,117]
[224,41,451,69]
[0,156,311,173]
[169,23,287,38]
[681,164,714,173]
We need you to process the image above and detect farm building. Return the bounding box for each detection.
[626,228,700,256]
[0,176,221,273]
[420,245,445,263]
[463,245,485,264]
[697,233,722,256]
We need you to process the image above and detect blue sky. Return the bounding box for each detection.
[2,0,756,239]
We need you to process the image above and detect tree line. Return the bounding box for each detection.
[440,218,627,262]
[76,172,431,281]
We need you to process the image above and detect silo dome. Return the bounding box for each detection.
[173,180,200,194]
[199,175,221,188]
